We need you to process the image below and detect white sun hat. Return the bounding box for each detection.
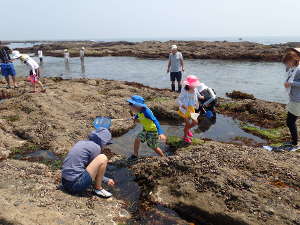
[11,50,21,59]
[81,47,85,50]
[293,48,300,54]
[171,45,178,50]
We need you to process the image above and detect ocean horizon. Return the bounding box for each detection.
[4,36,300,45]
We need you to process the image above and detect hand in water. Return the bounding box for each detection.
[159,134,167,142]
[107,179,115,187]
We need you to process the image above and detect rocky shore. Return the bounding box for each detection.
[0,78,299,225]
[15,40,300,62]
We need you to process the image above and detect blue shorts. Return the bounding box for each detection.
[62,170,93,194]
[0,63,16,77]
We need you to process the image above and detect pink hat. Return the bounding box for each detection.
[183,75,201,87]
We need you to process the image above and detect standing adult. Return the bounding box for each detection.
[167,45,184,92]
[38,49,43,63]
[64,49,70,63]
[80,47,85,61]
[282,48,300,151]
[0,46,18,88]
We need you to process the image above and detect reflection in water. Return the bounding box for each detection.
[64,62,70,74]
[80,59,86,78]
[196,116,217,133]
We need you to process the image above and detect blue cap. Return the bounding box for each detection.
[127,95,147,108]
[88,128,113,148]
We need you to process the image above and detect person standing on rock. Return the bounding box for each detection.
[127,95,167,160]
[282,49,300,151]
[64,49,70,63]
[80,47,85,61]
[38,49,43,63]
[167,45,184,92]
[61,128,115,198]
[177,75,201,143]
[0,46,18,88]
[11,50,46,93]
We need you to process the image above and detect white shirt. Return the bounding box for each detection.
[64,52,70,59]
[80,50,84,57]
[38,50,43,58]
[24,57,39,74]
[177,88,200,113]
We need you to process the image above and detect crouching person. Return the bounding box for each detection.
[61,128,115,198]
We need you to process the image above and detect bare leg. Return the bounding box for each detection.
[37,81,45,92]
[184,118,191,137]
[153,147,165,157]
[4,76,10,87]
[11,76,17,87]
[86,154,108,190]
[33,83,37,92]
[134,138,141,156]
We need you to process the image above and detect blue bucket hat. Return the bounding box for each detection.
[88,128,113,148]
[127,95,147,108]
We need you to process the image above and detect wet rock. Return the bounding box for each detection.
[226,91,256,100]
[131,141,300,225]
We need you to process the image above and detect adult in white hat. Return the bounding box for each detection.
[167,45,184,92]
[64,49,70,63]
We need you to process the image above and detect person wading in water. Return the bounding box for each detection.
[167,45,184,92]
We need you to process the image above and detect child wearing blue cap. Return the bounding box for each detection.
[61,128,115,198]
[127,95,167,160]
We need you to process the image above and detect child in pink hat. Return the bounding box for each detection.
[176,75,201,143]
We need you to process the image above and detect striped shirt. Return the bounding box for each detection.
[0,47,11,63]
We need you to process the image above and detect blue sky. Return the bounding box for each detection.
[2,0,300,40]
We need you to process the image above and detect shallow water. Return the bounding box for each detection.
[7,42,43,49]
[18,150,59,161]
[12,55,288,103]
[111,114,265,157]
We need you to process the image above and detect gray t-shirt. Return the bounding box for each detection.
[62,140,109,182]
[169,52,183,72]
[288,67,300,103]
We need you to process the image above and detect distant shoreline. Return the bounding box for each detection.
[11,40,300,62]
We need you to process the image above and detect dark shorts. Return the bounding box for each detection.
[170,72,182,82]
[0,63,16,77]
[29,68,41,78]
[62,170,93,194]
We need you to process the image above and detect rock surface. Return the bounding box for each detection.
[0,78,299,225]
[131,141,300,225]
[0,78,177,157]
[0,159,130,225]
[16,40,300,62]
